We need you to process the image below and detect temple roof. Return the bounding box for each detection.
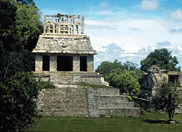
[32,34,96,54]
[33,14,96,55]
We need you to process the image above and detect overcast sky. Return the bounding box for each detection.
[34,0,182,67]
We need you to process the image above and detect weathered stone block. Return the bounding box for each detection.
[35,55,43,72]
[87,88,99,118]
[87,55,94,72]
[73,56,80,72]
[96,88,120,96]
[38,86,89,117]
[50,56,57,71]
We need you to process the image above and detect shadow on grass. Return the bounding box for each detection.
[143,119,169,124]
[143,119,180,124]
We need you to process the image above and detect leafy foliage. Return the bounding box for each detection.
[0,72,41,131]
[1,51,35,79]
[96,60,143,96]
[152,83,180,121]
[16,3,42,51]
[140,48,180,72]
[0,0,18,78]
[106,71,141,96]
[0,0,43,131]
[0,0,42,79]
[96,60,125,77]
[38,81,55,90]
[16,0,35,6]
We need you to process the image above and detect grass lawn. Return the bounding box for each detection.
[27,112,182,132]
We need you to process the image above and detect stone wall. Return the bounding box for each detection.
[38,85,89,117]
[87,88,99,118]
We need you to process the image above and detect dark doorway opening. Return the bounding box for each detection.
[169,75,179,85]
[57,56,73,71]
[80,56,87,71]
[43,56,50,71]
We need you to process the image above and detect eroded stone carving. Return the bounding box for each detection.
[43,14,84,35]
[142,65,181,97]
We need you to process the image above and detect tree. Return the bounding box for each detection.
[0,0,43,131]
[123,61,139,71]
[140,48,180,72]
[0,72,41,131]
[96,60,125,77]
[0,0,42,78]
[0,0,19,79]
[16,3,42,51]
[107,71,140,96]
[96,60,142,96]
[152,83,180,121]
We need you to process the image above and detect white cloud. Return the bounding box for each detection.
[156,41,171,48]
[169,9,182,21]
[86,18,169,52]
[39,7,182,68]
[85,16,182,58]
[140,0,159,10]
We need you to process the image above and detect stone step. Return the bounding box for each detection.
[99,107,140,117]
[42,111,89,117]
[96,88,120,96]
[175,108,182,114]
[51,72,101,78]
[98,95,129,103]
[98,102,134,108]
[55,84,82,89]
[48,72,107,85]
[42,104,87,110]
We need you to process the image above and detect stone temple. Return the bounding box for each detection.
[33,14,95,73]
[33,14,140,118]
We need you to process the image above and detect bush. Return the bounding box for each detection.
[107,71,141,96]
[0,72,41,131]
[152,83,180,121]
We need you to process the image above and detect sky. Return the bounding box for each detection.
[34,0,182,68]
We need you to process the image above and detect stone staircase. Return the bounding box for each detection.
[96,88,140,117]
[37,72,140,117]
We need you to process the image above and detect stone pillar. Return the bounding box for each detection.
[50,56,57,71]
[73,55,80,72]
[35,55,43,72]
[87,55,94,72]
[179,73,182,87]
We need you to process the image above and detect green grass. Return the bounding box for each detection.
[27,112,182,132]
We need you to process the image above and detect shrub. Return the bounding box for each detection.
[0,72,41,131]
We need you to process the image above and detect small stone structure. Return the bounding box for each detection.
[142,65,182,97]
[33,13,140,118]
